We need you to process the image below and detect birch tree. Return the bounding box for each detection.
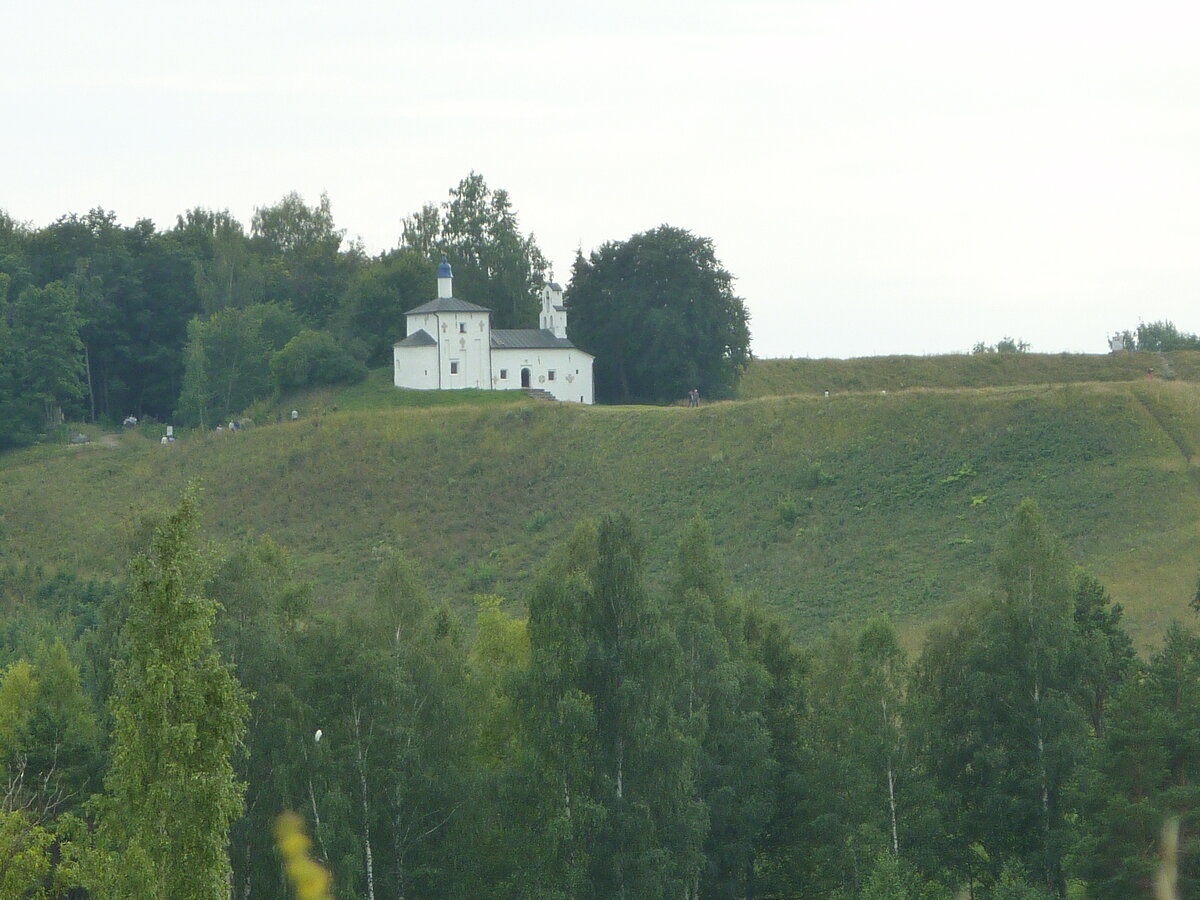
[912,500,1086,897]
[523,515,705,899]
[91,487,249,899]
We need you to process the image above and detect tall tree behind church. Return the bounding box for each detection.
[400,173,548,329]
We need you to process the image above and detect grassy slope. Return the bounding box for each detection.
[4,356,1200,648]
[739,350,1200,398]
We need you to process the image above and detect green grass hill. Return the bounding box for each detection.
[5,353,1200,648]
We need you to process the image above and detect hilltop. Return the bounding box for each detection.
[4,351,1200,647]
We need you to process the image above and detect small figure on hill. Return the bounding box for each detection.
[1147,368,1155,380]
[291,409,299,421]
[216,424,224,434]
[161,435,169,445]
[687,387,700,407]
[123,415,138,427]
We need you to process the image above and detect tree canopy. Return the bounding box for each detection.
[400,173,548,330]
[566,225,751,404]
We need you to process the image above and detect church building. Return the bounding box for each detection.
[393,258,595,404]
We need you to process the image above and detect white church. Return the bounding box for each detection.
[393,257,595,404]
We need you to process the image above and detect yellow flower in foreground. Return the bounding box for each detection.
[275,811,334,900]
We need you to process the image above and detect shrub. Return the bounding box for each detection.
[271,330,366,393]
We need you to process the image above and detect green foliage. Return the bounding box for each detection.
[990,863,1056,900]
[0,279,86,443]
[670,516,775,899]
[401,173,548,330]
[176,302,303,426]
[522,515,707,898]
[912,501,1094,896]
[1116,320,1200,353]
[1071,571,1135,734]
[23,209,202,422]
[92,486,249,900]
[973,337,1031,354]
[333,249,432,365]
[0,810,55,899]
[11,281,85,414]
[176,208,265,315]
[7,437,1200,897]
[854,851,951,899]
[1069,623,1200,899]
[776,494,803,526]
[252,191,355,325]
[567,225,751,403]
[270,329,366,393]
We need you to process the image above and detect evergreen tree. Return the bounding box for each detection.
[1071,623,1200,898]
[1071,571,1136,736]
[465,596,537,899]
[91,487,249,899]
[518,524,601,898]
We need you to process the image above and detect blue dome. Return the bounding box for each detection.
[437,255,453,279]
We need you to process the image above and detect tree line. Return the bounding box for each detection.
[2,495,1198,898]
[0,177,753,448]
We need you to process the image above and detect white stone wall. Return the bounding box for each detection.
[492,349,594,404]
[437,312,491,388]
[394,344,439,389]
[396,311,493,390]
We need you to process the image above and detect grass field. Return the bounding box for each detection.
[738,350,1200,398]
[4,354,1200,649]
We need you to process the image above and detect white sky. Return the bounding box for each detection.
[5,0,1199,359]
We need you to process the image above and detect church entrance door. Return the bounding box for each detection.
[521,368,531,388]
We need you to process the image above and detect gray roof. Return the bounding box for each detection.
[394,328,437,348]
[491,329,579,350]
[405,297,492,315]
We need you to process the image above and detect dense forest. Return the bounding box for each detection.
[3,486,1199,898]
[0,175,553,449]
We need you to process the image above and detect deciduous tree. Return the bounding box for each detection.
[567,226,750,404]
[912,500,1087,897]
[92,487,249,900]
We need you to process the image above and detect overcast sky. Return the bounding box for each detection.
[5,0,1198,359]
